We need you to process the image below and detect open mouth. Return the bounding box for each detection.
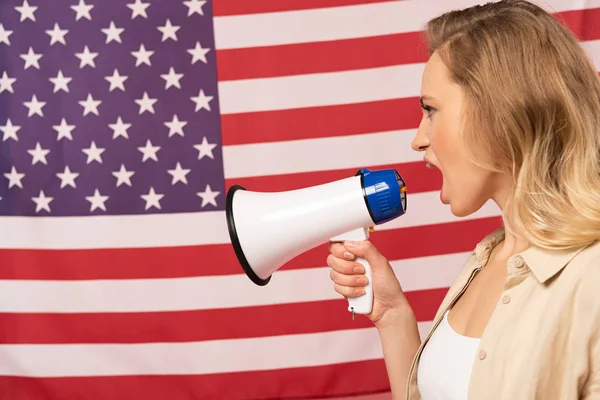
[425,162,437,169]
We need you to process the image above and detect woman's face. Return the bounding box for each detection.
[411,52,501,217]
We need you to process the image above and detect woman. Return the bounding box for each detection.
[327,1,600,399]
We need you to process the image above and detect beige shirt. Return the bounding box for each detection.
[406,227,600,399]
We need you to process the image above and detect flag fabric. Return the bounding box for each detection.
[0,0,598,399]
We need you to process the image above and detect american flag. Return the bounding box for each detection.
[0,0,598,399]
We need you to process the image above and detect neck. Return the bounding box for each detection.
[492,186,531,260]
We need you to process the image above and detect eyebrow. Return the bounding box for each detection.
[419,95,435,105]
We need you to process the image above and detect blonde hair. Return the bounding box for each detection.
[424,0,600,251]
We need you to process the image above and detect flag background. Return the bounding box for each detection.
[0,0,598,399]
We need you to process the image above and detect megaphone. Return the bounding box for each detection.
[225,168,407,318]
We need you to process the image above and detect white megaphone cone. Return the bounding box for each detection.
[225,168,407,318]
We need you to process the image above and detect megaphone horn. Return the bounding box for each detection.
[226,168,407,318]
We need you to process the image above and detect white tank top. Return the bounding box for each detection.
[417,311,481,400]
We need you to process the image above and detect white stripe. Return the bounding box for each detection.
[0,252,469,312]
[0,210,229,249]
[218,64,424,114]
[213,0,598,49]
[0,191,500,249]
[222,130,421,179]
[0,323,432,377]
[376,197,501,232]
[581,39,600,68]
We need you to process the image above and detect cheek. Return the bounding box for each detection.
[429,121,464,171]
[429,121,488,188]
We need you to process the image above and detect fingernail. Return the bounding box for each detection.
[353,265,364,274]
[345,240,359,248]
[343,251,354,260]
[356,276,367,285]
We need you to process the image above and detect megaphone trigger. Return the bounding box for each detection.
[225,167,407,319]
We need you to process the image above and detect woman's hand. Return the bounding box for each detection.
[327,240,414,328]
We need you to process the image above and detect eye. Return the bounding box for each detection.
[420,104,436,118]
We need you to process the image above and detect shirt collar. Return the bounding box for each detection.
[521,244,590,283]
[474,226,594,283]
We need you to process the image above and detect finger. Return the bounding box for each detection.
[343,240,386,265]
[330,268,368,287]
[333,283,366,298]
[328,242,355,261]
[326,254,365,275]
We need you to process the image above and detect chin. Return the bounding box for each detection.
[447,197,487,218]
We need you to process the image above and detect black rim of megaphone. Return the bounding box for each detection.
[226,184,272,286]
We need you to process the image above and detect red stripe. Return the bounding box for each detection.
[555,7,600,41]
[0,288,444,344]
[213,0,396,16]
[225,161,441,194]
[281,216,502,271]
[0,360,390,400]
[215,9,600,81]
[0,217,501,280]
[220,98,422,145]
[216,32,426,81]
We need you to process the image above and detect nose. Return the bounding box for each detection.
[411,119,429,152]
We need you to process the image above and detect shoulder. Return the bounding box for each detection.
[534,240,600,332]
[562,240,600,300]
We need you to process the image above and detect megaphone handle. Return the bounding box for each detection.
[329,227,374,319]
[347,256,373,319]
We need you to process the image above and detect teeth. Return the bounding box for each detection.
[426,163,435,169]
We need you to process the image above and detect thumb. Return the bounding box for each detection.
[343,240,388,267]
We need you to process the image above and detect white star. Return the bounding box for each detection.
[184,0,206,16]
[197,184,220,207]
[141,187,164,210]
[4,166,25,189]
[137,139,160,162]
[134,91,157,114]
[112,164,135,187]
[86,189,109,212]
[23,94,46,117]
[131,44,153,67]
[0,24,13,45]
[109,116,131,139]
[157,19,180,42]
[102,21,124,43]
[71,0,94,21]
[167,162,191,185]
[32,190,53,213]
[79,93,101,116]
[193,137,217,160]
[160,67,183,89]
[75,46,98,68]
[20,47,42,70]
[45,23,68,45]
[53,118,75,141]
[165,114,187,137]
[104,69,127,91]
[0,71,16,94]
[127,0,150,19]
[1,119,20,142]
[190,89,213,112]
[82,141,105,164]
[187,42,210,64]
[49,70,72,93]
[56,166,79,188]
[27,142,50,165]
[15,0,38,22]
